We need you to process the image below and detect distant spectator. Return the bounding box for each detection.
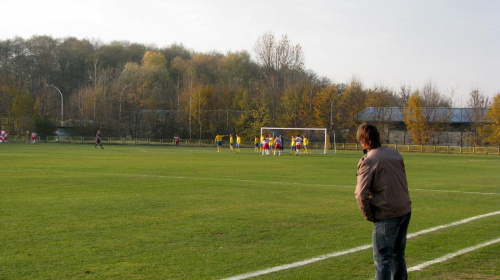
[95,130,104,149]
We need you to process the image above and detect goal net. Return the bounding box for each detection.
[260,127,335,154]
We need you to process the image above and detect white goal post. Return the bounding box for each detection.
[260,127,336,154]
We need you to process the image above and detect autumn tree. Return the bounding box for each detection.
[253,32,304,119]
[466,89,490,145]
[404,91,428,144]
[25,35,59,93]
[364,85,400,142]
[397,85,412,107]
[174,53,222,139]
[216,51,257,134]
[419,81,452,144]
[249,89,272,135]
[335,79,366,142]
[483,94,500,146]
[140,50,170,109]
[313,84,341,139]
[113,51,171,137]
[0,75,35,134]
[277,84,302,127]
[55,37,94,98]
[232,88,255,139]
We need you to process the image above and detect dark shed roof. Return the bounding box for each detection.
[358,107,489,123]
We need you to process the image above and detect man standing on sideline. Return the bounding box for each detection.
[95,130,104,149]
[355,123,411,280]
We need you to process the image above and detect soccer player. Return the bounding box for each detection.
[236,134,242,153]
[215,134,225,152]
[31,131,37,144]
[262,135,270,156]
[0,130,6,143]
[303,135,309,154]
[260,134,265,153]
[254,136,259,152]
[274,135,282,156]
[295,135,302,155]
[229,134,234,152]
[174,135,180,146]
[290,135,296,155]
[95,130,103,149]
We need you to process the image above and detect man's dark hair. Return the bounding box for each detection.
[356,123,382,149]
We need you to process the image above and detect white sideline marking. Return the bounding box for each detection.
[221,245,373,280]
[221,211,500,280]
[411,188,500,195]
[407,211,500,238]
[408,237,500,271]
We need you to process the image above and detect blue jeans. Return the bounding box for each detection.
[372,212,411,280]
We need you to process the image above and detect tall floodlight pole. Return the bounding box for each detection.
[46,84,64,125]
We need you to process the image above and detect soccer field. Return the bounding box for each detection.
[1,143,499,279]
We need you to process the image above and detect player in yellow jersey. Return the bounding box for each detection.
[215,134,226,152]
[236,134,241,153]
[229,134,234,152]
[260,134,265,152]
[290,135,296,155]
[303,135,309,154]
[254,136,259,152]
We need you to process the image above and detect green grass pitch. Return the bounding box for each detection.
[1,143,499,279]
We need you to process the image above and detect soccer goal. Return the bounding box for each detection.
[260,127,336,154]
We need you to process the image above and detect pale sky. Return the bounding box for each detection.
[2,0,499,106]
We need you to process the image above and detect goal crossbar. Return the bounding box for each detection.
[260,127,330,154]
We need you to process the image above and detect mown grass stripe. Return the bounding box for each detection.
[222,211,500,280]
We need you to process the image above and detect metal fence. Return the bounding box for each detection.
[4,135,499,155]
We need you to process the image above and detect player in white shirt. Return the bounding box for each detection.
[295,135,302,155]
[261,136,270,156]
[273,136,282,156]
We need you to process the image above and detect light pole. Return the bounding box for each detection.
[46,84,64,125]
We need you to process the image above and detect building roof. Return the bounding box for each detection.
[358,107,489,123]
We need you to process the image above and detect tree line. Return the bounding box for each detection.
[1,32,498,145]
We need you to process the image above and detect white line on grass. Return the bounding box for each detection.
[104,171,500,195]
[2,166,500,196]
[407,210,500,238]
[221,211,500,280]
[411,188,500,195]
[112,173,500,195]
[408,237,500,272]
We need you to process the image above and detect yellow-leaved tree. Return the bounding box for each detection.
[483,94,500,146]
[404,91,428,144]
